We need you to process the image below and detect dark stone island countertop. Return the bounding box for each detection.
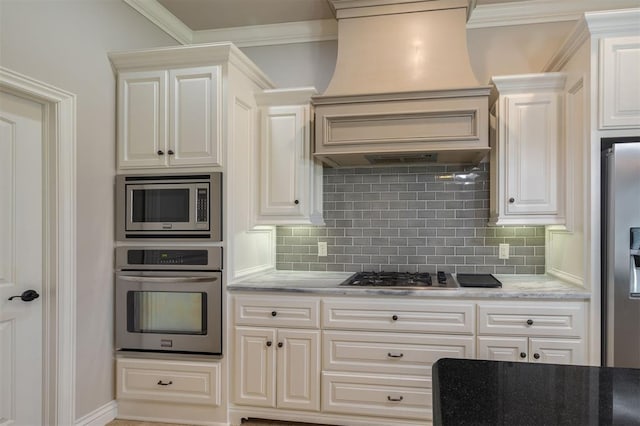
[432,358,640,426]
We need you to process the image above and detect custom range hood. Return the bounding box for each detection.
[313,0,490,167]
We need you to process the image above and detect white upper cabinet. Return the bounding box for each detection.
[489,73,567,226]
[600,35,640,129]
[117,66,221,170]
[168,66,221,167]
[255,88,323,226]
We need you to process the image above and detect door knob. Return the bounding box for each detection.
[8,289,40,302]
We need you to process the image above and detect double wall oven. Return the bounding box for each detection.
[115,172,224,356]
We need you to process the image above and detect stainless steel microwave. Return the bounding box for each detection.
[116,173,222,241]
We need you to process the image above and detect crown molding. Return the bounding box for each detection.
[125,0,640,47]
[123,0,193,44]
[543,8,640,72]
[467,0,640,29]
[193,19,338,47]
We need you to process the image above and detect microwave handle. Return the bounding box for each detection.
[117,276,218,283]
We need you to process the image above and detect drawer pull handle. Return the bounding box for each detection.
[157,380,172,386]
[392,315,398,321]
[526,319,534,326]
[388,352,404,358]
[533,353,540,360]
[387,396,404,402]
[271,311,277,317]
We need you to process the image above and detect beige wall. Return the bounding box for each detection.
[0,0,177,420]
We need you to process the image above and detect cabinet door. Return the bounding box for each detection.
[168,66,221,167]
[529,338,584,365]
[118,70,167,169]
[276,329,320,411]
[259,105,308,219]
[234,327,276,408]
[477,336,528,362]
[504,93,560,215]
[600,36,640,129]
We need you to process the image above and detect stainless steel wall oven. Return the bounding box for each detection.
[115,246,223,355]
[116,173,222,241]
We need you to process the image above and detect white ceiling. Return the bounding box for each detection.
[156,0,526,31]
[125,0,640,46]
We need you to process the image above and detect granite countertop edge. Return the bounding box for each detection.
[227,271,591,299]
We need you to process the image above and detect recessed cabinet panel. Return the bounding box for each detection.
[277,329,321,411]
[261,107,305,217]
[118,71,166,169]
[600,36,640,128]
[529,337,585,365]
[169,67,221,167]
[234,327,276,408]
[322,373,431,420]
[505,95,558,215]
[477,336,528,362]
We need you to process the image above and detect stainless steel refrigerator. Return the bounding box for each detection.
[601,139,640,368]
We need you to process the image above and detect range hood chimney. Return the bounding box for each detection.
[313,0,490,167]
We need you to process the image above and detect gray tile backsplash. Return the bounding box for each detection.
[276,163,546,274]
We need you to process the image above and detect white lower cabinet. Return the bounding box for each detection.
[232,295,321,414]
[477,301,587,365]
[234,326,320,411]
[478,336,585,364]
[230,294,588,425]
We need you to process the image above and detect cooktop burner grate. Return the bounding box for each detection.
[339,271,459,289]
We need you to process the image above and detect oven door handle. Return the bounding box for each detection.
[117,276,218,283]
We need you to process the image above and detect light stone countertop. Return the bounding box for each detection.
[228,270,591,299]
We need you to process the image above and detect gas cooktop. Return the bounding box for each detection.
[339,271,459,289]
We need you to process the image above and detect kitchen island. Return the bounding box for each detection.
[432,357,640,425]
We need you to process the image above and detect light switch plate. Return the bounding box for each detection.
[318,242,328,257]
[498,243,510,260]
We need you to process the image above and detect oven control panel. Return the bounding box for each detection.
[116,246,223,270]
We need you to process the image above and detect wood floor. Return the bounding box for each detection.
[108,419,327,426]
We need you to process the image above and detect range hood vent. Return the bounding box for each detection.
[313,0,490,167]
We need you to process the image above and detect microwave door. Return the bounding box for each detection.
[126,183,202,232]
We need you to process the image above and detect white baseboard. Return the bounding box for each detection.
[75,400,118,426]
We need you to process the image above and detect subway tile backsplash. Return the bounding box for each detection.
[276,163,545,274]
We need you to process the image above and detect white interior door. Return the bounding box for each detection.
[0,91,43,426]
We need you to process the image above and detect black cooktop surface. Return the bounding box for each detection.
[340,271,459,289]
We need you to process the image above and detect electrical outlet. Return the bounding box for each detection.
[318,242,328,257]
[498,243,510,260]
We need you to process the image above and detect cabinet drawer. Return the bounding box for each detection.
[478,302,585,338]
[117,358,220,406]
[323,299,474,334]
[322,372,431,420]
[323,331,474,376]
[234,295,320,328]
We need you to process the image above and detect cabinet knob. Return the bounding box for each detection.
[392,315,398,321]
[157,150,164,155]
[294,199,299,205]
[277,342,283,348]
[167,149,174,155]
[509,197,515,203]
[271,311,277,317]
[533,353,540,360]
[266,341,272,347]
[520,352,527,359]
[526,319,534,326]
